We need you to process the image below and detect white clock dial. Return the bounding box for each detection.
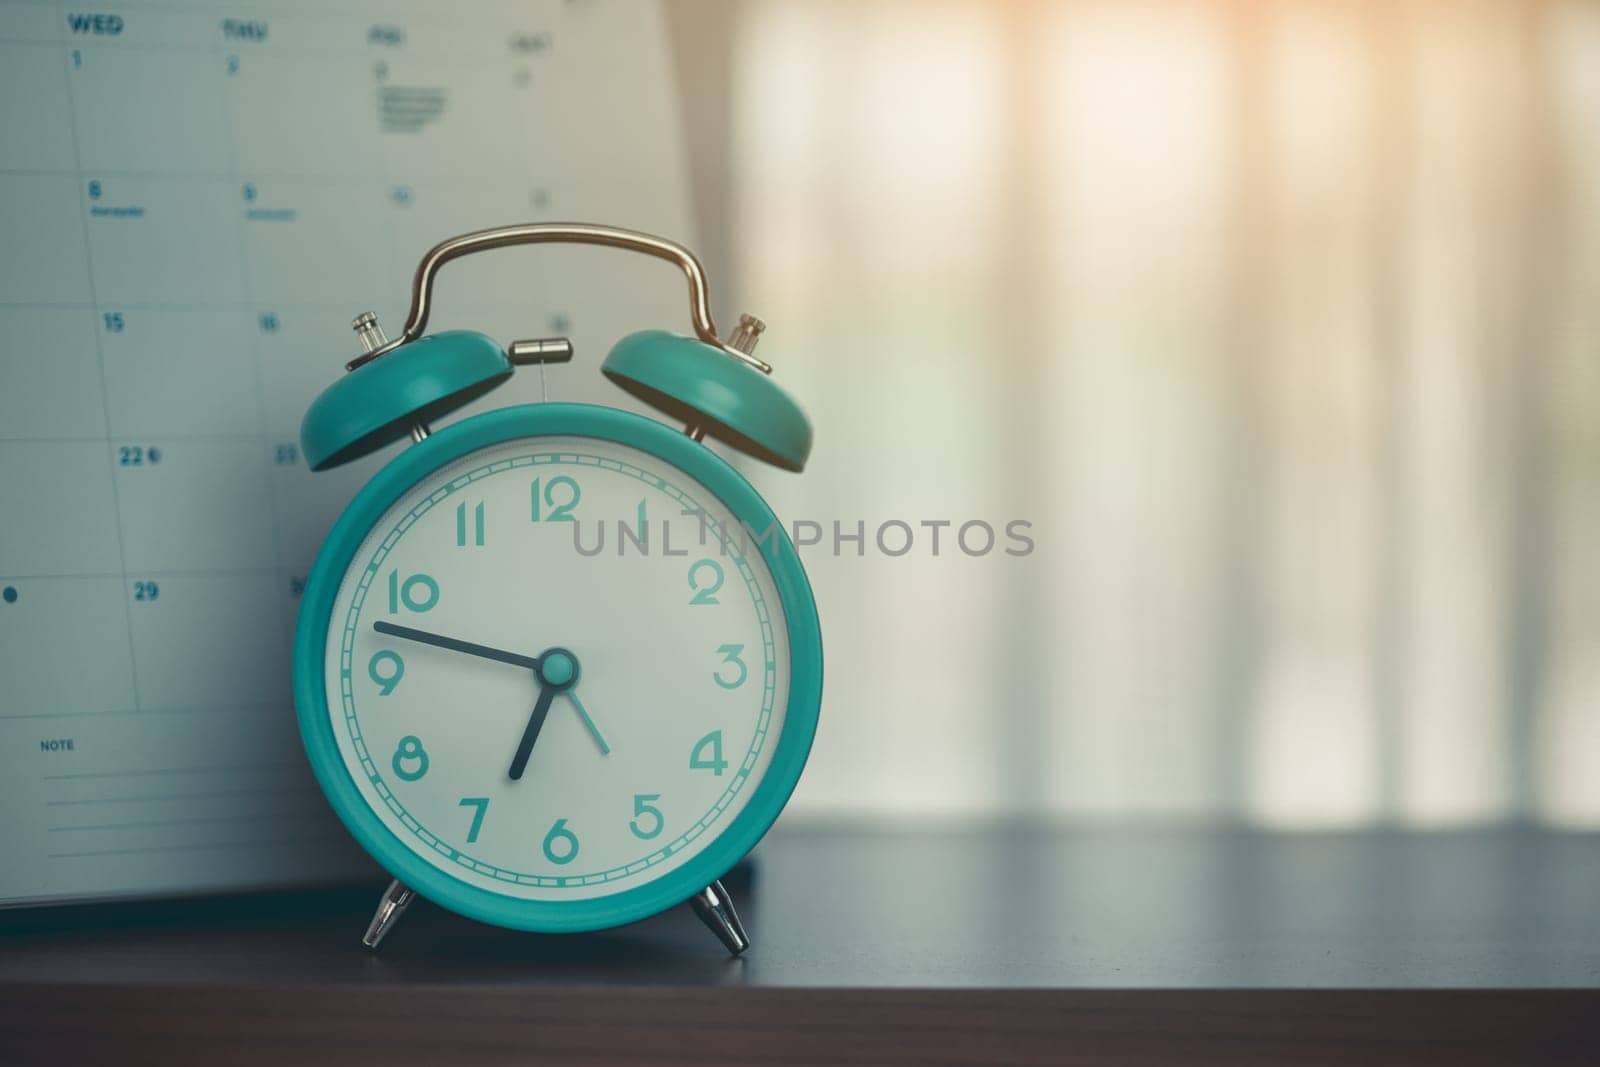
[323,436,791,902]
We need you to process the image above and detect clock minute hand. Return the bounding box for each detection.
[372,621,542,671]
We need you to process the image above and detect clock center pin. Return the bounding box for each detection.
[535,648,579,691]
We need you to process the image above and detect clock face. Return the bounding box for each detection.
[320,433,792,905]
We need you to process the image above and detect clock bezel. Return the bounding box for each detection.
[293,402,823,933]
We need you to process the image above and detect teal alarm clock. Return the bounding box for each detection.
[291,224,822,955]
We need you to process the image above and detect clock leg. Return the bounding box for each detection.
[689,878,750,956]
[361,878,416,950]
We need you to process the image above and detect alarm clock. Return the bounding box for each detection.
[291,223,822,955]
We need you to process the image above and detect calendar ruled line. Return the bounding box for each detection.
[42,760,303,781]
[48,810,331,833]
[1,434,278,444]
[0,167,559,188]
[3,701,288,721]
[0,34,541,64]
[0,300,365,310]
[0,300,566,313]
[45,784,321,807]
[0,566,289,581]
[46,830,350,860]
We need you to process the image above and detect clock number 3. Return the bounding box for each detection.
[713,644,746,689]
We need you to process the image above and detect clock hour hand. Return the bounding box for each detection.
[508,684,558,781]
[508,647,581,781]
[372,621,541,671]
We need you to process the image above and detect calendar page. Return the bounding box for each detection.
[0,0,698,906]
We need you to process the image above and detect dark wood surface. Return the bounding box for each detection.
[2,824,1598,1064]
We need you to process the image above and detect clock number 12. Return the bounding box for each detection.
[530,476,580,522]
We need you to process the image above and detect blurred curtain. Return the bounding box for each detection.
[685,0,1599,825]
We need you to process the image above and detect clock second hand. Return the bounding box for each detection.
[566,689,611,756]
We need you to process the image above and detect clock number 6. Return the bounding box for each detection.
[542,818,580,865]
[713,644,746,689]
[629,793,664,840]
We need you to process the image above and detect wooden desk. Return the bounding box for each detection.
[2,825,1597,1064]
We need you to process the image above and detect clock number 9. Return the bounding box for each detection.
[368,650,404,695]
[387,570,439,613]
[688,559,724,605]
[542,818,579,865]
[530,476,580,522]
[629,793,664,840]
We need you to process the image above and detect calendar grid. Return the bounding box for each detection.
[51,0,143,713]
[217,24,291,618]
[1,0,696,904]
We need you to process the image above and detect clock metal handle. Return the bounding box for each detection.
[346,222,772,375]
